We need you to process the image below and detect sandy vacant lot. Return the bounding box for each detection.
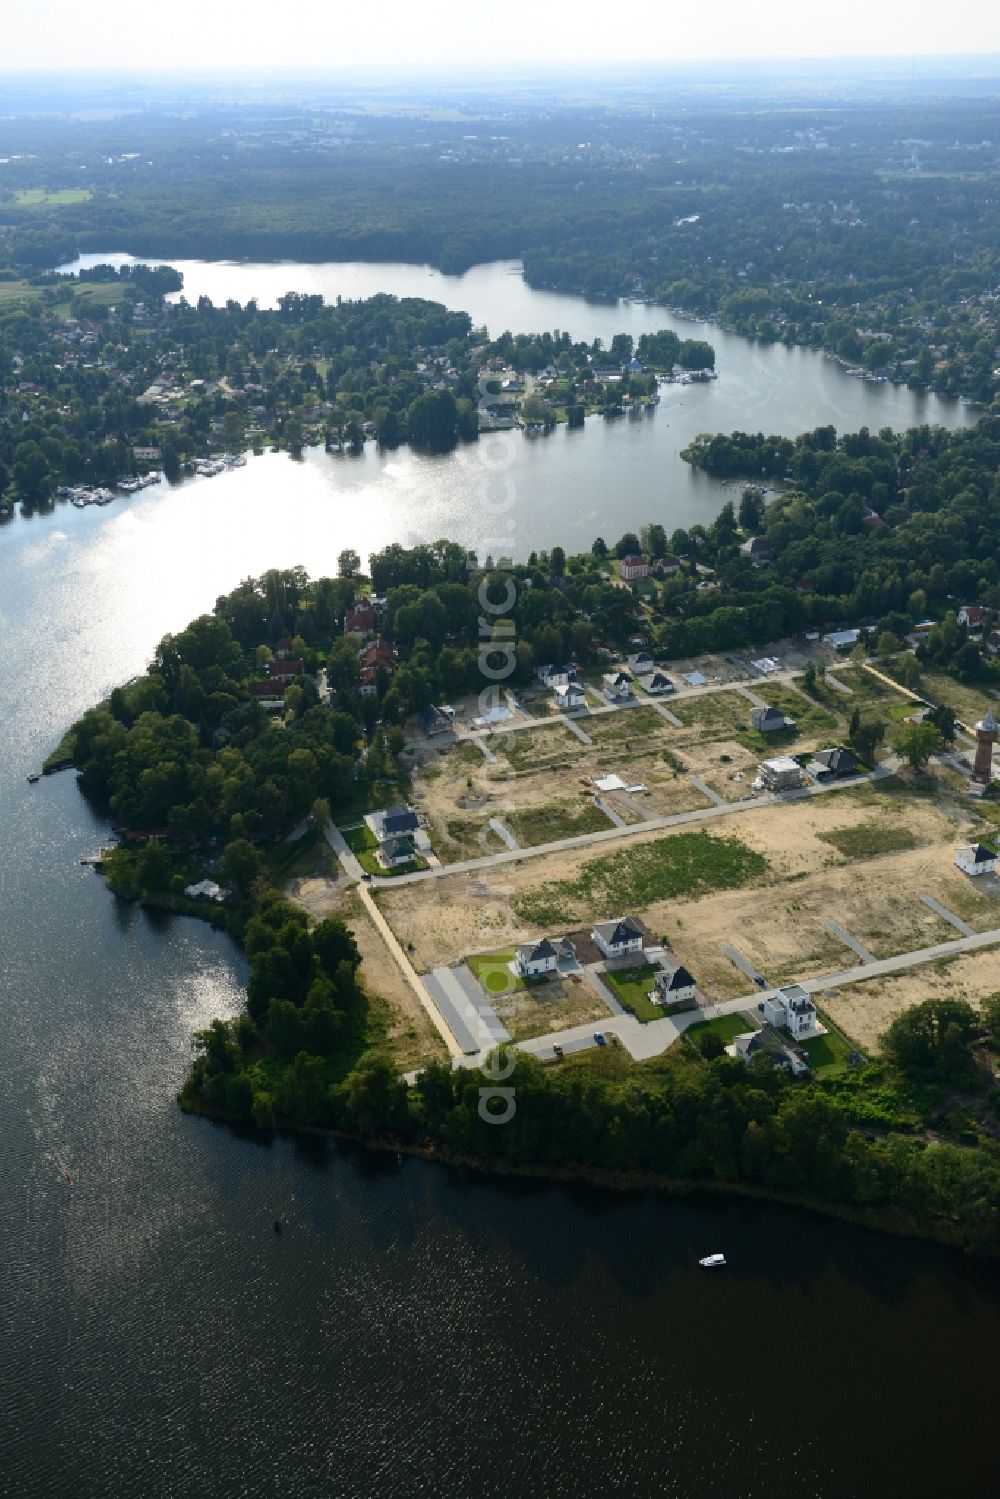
[492,972,608,1041]
[377,778,998,987]
[818,947,1000,1052]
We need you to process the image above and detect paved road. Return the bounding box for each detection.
[323,818,365,881]
[689,775,726,807]
[823,919,875,964]
[563,716,593,745]
[454,922,1000,1071]
[489,817,520,851]
[921,893,975,937]
[651,702,683,727]
[369,763,895,890]
[824,672,853,696]
[721,943,766,985]
[472,734,498,763]
[595,796,627,830]
[733,682,769,710]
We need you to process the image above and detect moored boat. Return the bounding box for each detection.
[699,1253,726,1269]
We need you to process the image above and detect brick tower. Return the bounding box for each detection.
[972,708,998,788]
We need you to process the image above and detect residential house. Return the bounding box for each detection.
[823,628,861,650]
[751,704,793,733]
[758,756,804,792]
[248,679,285,703]
[644,672,675,695]
[554,681,587,711]
[655,554,682,577]
[420,705,452,736]
[958,605,989,631]
[811,746,861,778]
[364,805,419,843]
[985,630,1000,658]
[653,965,697,1005]
[592,916,645,960]
[740,535,772,564]
[619,555,651,583]
[376,835,417,870]
[512,938,559,978]
[731,1029,810,1076]
[954,843,998,877]
[628,650,654,674]
[267,657,304,683]
[763,984,819,1038]
[345,604,376,638]
[602,671,634,701]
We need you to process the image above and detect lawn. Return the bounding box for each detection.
[758,685,839,735]
[341,822,424,877]
[817,821,919,859]
[605,964,663,1022]
[513,829,768,926]
[670,692,748,736]
[684,1013,755,1046]
[467,948,527,995]
[14,187,93,206]
[917,672,999,731]
[799,1027,855,1076]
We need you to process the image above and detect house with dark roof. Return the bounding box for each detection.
[810,746,862,778]
[653,964,697,1004]
[602,670,634,701]
[420,705,452,737]
[730,1029,810,1076]
[740,535,772,564]
[751,704,793,734]
[644,671,675,695]
[512,938,559,978]
[248,679,286,702]
[954,843,998,877]
[592,916,645,960]
[553,681,587,712]
[376,836,417,870]
[364,805,419,843]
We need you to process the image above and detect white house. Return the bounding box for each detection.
[602,671,634,701]
[365,804,419,843]
[376,835,417,870]
[730,1030,810,1076]
[512,938,559,978]
[554,681,588,711]
[751,705,792,733]
[592,916,645,960]
[762,984,818,1038]
[653,965,697,1004]
[954,843,998,877]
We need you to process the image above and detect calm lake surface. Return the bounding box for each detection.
[3,259,997,1499]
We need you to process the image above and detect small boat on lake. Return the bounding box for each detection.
[699,1253,726,1269]
[27,772,41,783]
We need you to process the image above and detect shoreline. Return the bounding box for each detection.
[178,1092,987,1259]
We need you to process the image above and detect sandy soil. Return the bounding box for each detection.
[818,947,1000,1052]
[376,779,996,987]
[493,973,608,1041]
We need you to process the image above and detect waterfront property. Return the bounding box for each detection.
[762,984,819,1038]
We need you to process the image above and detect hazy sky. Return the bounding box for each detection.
[4,0,1000,71]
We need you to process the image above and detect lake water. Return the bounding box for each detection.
[3,259,997,1499]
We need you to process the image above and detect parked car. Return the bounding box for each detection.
[552,1043,564,1059]
[594,1031,607,1046]
[754,975,767,989]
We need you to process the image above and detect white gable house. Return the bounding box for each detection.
[955,843,998,877]
[512,938,559,978]
[592,916,644,960]
[653,965,696,1004]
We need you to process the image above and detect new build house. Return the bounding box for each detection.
[955,843,998,877]
[653,965,697,1005]
[763,984,819,1038]
[365,805,419,843]
[592,916,645,960]
[758,756,804,792]
[602,671,634,701]
[751,704,793,733]
[512,939,559,978]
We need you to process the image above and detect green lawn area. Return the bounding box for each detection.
[917,672,1000,731]
[467,947,527,995]
[817,821,919,859]
[760,685,839,734]
[340,822,424,877]
[669,691,748,736]
[584,706,666,746]
[513,829,768,926]
[261,826,325,882]
[800,1027,855,1076]
[605,964,662,1021]
[684,1013,755,1047]
[506,799,611,846]
[828,666,913,710]
[14,187,93,205]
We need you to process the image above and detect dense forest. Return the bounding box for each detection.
[1,90,998,401]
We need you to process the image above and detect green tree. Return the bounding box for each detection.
[895,720,941,771]
[220,837,260,894]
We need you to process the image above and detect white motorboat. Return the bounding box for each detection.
[699,1253,726,1269]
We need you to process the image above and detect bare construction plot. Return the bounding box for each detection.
[818,947,1000,1052]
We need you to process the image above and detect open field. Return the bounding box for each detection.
[916,671,1000,731]
[829,666,914,714]
[494,973,607,1041]
[818,948,1000,1053]
[506,799,612,846]
[377,768,995,986]
[14,187,92,205]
